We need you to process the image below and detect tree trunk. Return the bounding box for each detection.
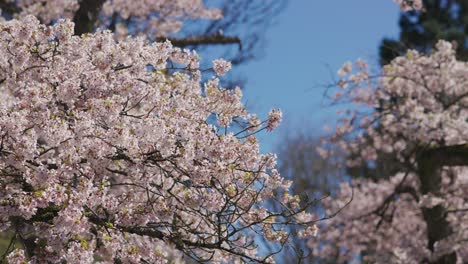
[417,144,468,264]
[73,0,106,35]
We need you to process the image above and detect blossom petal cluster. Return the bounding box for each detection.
[9,0,79,24]
[311,168,468,263]
[395,0,423,11]
[212,58,232,76]
[2,0,221,36]
[0,16,313,263]
[102,0,222,37]
[267,109,282,132]
[329,41,468,166]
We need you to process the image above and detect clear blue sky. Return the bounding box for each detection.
[237,0,402,153]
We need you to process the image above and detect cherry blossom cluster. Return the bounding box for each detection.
[310,169,468,263]
[395,0,423,11]
[6,0,79,24]
[0,16,315,263]
[212,59,232,77]
[102,0,222,37]
[2,0,221,36]
[315,41,468,262]
[323,41,468,167]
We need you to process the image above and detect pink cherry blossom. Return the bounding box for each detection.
[2,0,222,37]
[212,58,232,76]
[395,0,423,11]
[267,109,282,132]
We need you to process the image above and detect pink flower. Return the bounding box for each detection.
[395,0,423,11]
[212,58,232,76]
[338,61,352,76]
[267,109,282,131]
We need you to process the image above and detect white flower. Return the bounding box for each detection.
[267,109,282,131]
[213,59,232,76]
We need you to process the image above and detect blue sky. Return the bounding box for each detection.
[237,0,402,153]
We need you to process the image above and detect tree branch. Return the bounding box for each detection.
[421,144,468,167]
[157,34,242,50]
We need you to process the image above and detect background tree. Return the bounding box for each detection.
[306,2,468,263]
[277,133,346,194]
[351,0,468,180]
[260,133,346,263]
[313,40,468,264]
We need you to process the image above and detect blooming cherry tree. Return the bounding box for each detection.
[0,15,320,263]
[314,40,468,263]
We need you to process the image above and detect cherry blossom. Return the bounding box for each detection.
[12,0,79,24]
[212,58,232,76]
[1,0,221,37]
[266,109,282,132]
[395,0,424,11]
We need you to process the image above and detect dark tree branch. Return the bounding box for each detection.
[420,144,468,169]
[157,34,242,50]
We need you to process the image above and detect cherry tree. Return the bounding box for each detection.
[313,39,468,263]
[308,2,468,263]
[306,2,468,264]
[0,13,325,263]
[0,1,324,263]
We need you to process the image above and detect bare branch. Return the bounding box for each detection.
[157,34,242,49]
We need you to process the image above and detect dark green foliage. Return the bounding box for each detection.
[380,0,468,65]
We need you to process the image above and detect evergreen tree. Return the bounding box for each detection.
[380,0,468,65]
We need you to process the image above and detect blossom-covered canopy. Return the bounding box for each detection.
[0,16,318,263]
